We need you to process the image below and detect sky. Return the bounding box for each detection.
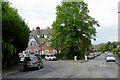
[8,0,120,45]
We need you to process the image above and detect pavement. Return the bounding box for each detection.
[2,54,118,78]
[2,60,88,77]
[115,56,120,66]
[2,63,23,76]
[0,53,119,79]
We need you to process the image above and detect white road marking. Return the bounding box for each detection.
[3,70,19,76]
[22,70,40,77]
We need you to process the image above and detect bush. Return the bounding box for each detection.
[2,41,18,68]
[116,49,120,57]
[112,49,117,55]
[54,53,66,60]
[40,54,46,58]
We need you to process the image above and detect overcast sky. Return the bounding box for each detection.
[8,0,119,45]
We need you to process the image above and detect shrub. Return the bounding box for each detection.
[112,49,117,55]
[54,53,66,60]
[116,49,120,54]
[40,54,46,58]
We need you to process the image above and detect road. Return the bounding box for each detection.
[2,53,118,78]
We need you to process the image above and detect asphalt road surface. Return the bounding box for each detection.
[3,54,118,78]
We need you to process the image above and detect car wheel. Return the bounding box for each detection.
[23,67,27,71]
[40,63,43,69]
[37,65,40,70]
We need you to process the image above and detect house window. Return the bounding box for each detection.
[34,42,36,46]
[28,50,31,54]
[45,50,49,54]
[53,50,57,54]
[30,41,36,47]
[34,50,38,54]
[30,42,33,46]
[46,42,49,46]
[46,42,51,46]
[38,50,41,55]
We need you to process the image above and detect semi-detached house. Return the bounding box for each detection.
[24,27,57,56]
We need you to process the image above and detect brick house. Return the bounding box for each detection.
[24,27,57,55]
[21,26,93,56]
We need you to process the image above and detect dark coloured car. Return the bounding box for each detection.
[23,56,43,70]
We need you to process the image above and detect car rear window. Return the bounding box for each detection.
[46,55,49,57]
[107,55,115,57]
[25,57,37,61]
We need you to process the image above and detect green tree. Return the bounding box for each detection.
[99,44,105,52]
[112,42,119,48]
[109,46,114,52]
[2,1,30,68]
[51,1,99,59]
[105,41,112,51]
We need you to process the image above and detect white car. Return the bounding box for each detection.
[106,54,116,62]
[20,56,25,62]
[45,54,57,61]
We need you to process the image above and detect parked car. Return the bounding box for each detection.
[93,53,97,57]
[20,56,25,63]
[96,52,100,56]
[23,56,43,70]
[98,52,101,55]
[45,54,57,61]
[106,54,116,62]
[87,53,95,59]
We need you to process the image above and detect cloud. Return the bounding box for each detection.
[8,0,119,45]
[9,0,62,29]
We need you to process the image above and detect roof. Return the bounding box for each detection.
[30,28,53,45]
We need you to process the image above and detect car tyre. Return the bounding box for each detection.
[23,67,27,71]
[37,65,40,70]
[40,63,43,69]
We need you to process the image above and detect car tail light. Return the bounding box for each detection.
[23,63,25,66]
[35,61,38,64]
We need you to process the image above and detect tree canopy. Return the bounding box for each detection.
[2,1,30,68]
[50,1,100,59]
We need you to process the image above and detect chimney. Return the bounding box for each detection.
[36,26,40,33]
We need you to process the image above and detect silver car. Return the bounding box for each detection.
[106,54,116,62]
[23,56,43,70]
[87,53,95,59]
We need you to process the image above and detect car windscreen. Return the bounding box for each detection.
[25,57,37,61]
[90,53,94,55]
[50,55,54,57]
[107,55,115,57]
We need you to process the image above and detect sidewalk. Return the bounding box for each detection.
[57,59,89,63]
[115,56,120,66]
[2,63,23,76]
